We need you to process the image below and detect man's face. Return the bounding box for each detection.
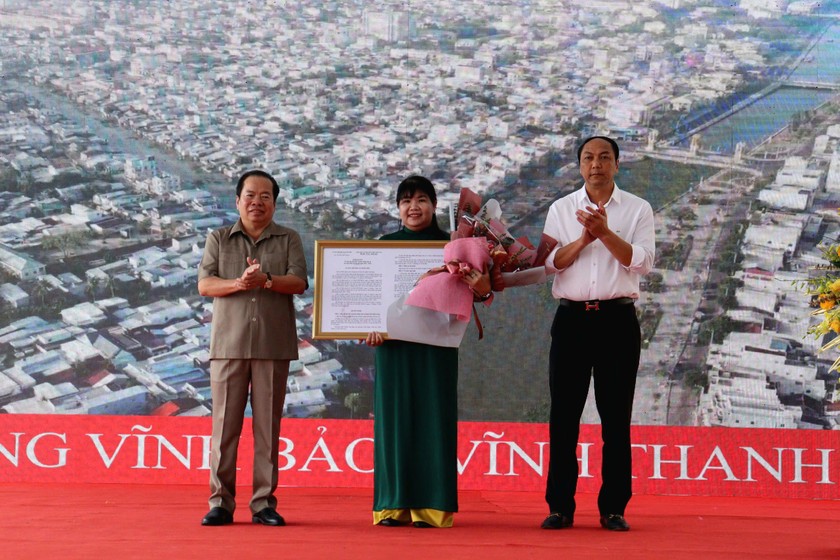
[579,138,619,190]
[236,175,276,230]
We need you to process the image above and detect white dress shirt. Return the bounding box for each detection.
[543,184,655,301]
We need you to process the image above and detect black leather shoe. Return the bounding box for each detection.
[201,507,233,526]
[541,512,573,529]
[252,507,286,526]
[378,518,407,527]
[412,521,434,528]
[600,514,630,531]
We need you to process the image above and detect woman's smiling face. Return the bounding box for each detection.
[398,191,436,231]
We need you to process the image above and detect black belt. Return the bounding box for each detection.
[557,297,635,311]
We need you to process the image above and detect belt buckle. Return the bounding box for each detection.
[584,300,600,311]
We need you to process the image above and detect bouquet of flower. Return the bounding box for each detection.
[450,187,557,291]
[803,243,840,372]
[384,188,555,348]
[387,236,492,347]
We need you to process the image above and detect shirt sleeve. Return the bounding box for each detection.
[285,230,308,286]
[542,200,566,274]
[626,201,655,275]
[197,229,220,282]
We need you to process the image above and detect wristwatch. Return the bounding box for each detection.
[263,272,273,289]
[472,289,492,302]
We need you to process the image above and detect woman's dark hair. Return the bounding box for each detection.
[236,169,279,201]
[576,136,620,162]
[395,175,446,234]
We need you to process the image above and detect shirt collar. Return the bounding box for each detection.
[228,219,285,242]
[576,182,623,207]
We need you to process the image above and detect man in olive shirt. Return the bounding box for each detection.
[198,170,308,527]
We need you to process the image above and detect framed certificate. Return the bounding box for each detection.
[312,240,447,339]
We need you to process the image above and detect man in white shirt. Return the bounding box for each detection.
[539,136,655,533]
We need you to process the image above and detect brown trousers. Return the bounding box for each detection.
[208,359,290,514]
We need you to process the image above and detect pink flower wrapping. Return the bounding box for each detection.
[404,237,492,321]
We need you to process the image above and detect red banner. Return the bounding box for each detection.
[0,415,837,500]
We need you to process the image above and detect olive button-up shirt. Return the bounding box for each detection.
[198,219,308,360]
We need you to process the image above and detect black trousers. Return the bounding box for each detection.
[545,302,641,517]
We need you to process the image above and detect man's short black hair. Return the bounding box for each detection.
[577,136,620,163]
[236,169,280,201]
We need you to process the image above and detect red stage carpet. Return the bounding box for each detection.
[1,484,836,560]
